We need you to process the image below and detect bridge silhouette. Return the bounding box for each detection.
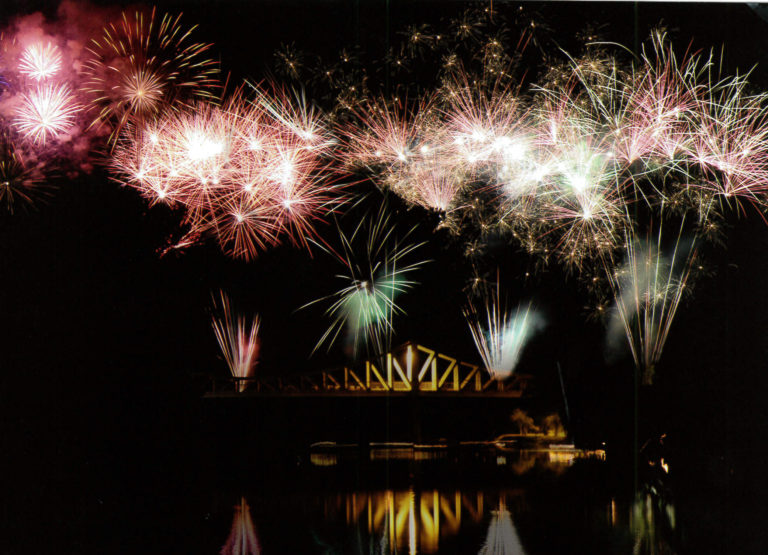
[206,341,531,399]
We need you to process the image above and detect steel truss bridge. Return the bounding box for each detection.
[206,342,531,398]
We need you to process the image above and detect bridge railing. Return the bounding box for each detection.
[207,342,530,397]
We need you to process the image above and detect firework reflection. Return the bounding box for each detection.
[221,497,261,555]
[478,502,527,555]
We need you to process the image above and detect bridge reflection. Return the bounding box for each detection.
[322,489,525,554]
[219,482,676,555]
[218,447,617,554]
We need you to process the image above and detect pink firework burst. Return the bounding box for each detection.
[14,84,79,144]
[18,42,62,81]
[441,72,528,171]
[339,96,435,170]
[622,34,701,164]
[687,81,768,202]
[111,89,344,259]
[399,165,464,212]
[211,191,281,260]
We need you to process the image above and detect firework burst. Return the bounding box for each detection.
[82,7,220,141]
[339,96,436,171]
[0,133,44,213]
[110,86,342,259]
[687,74,768,203]
[14,83,79,144]
[304,203,427,359]
[18,42,62,81]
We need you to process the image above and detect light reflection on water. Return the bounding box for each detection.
[479,504,526,555]
[325,488,513,554]
[630,488,677,555]
[221,497,261,555]
[311,445,605,469]
[218,447,676,555]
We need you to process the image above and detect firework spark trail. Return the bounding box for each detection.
[211,291,260,393]
[303,203,426,359]
[82,6,220,142]
[465,277,545,380]
[605,219,697,385]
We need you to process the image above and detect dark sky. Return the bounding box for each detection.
[4,5,768,542]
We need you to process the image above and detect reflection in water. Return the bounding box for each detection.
[311,445,605,468]
[312,447,605,553]
[219,448,645,553]
[221,497,261,555]
[310,452,339,466]
[331,488,516,554]
[479,502,527,555]
[630,487,677,555]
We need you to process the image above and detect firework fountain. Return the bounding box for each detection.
[465,274,545,380]
[211,291,261,393]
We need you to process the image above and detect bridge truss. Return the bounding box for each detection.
[206,342,531,398]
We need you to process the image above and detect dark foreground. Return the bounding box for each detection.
[7,415,768,555]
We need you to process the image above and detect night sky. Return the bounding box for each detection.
[4,1,768,552]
